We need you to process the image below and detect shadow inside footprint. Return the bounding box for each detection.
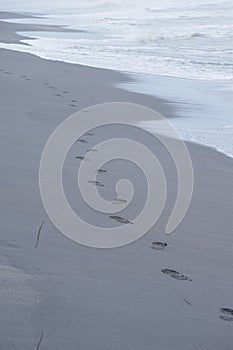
[88,181,104,187]
[109,216,133,224]
[97,169,107,173]
[76,139,88,143]
[113,198,127,204]
[161,268,192,281]
[86,149,98,152]
[4,71,13,74]
[55,93,62,97]
[75,156,90,161]
[84,133,94,136]
[220,308,233,321]
[151,242,167,250]
[71,99,78,103]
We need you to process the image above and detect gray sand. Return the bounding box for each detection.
[0,13,233,350]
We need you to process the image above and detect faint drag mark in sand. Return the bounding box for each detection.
[109,216,133,224]
[36,333,44,350]
[35,221,44,248]
[0,242,20,250]
[220,308,233,321]
[151,241,167,250]
[161,268,192,281]
[182,297,192,306]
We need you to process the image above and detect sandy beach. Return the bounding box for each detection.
[0,12,233,350]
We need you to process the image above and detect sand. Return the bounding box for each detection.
[0,12,233,350]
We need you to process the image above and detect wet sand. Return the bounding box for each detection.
[0,12,233,350]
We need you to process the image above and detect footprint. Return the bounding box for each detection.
[69,104,77,107]
[71,99,78,103]
[75,156,90,161]
[161,268,192,281]
[55,93,62,97]
[151,242,167,250]
[43,82,49,85]
[109,216,133,224]
[4,71,13,75]
[84,133,94,136]
[220,308,233,321]
[113,198,127,204]
[86,149,98,152]
[96,169,107,173]
[21,75,27,78]
[76,139,88,143]
[63,91,69,94]
[26,78,34,81]
[48,86,57,89]
[88,180,104,187]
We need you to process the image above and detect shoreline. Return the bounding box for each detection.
[0,10,233,350]
[1,11,232,161]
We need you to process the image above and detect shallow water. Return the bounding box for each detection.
[0,0,232,157]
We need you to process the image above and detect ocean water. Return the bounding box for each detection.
[0,0,232,157]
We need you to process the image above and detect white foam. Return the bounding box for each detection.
[120,73,233,159]
[0,0,232,158]
[1,0,233,81]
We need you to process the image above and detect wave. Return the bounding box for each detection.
[136,32,207,43]
[220,124,233,132]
